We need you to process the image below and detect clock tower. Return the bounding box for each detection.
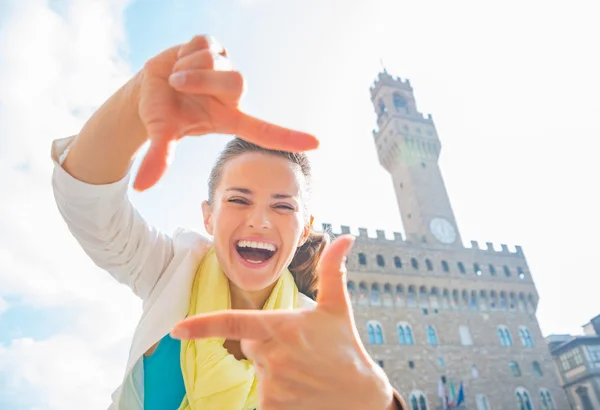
[370,70,463,247]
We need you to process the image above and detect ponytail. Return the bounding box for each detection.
[288,229,332,300]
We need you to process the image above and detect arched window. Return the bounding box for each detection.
[498,326,513,346]
[407,286,417,307]
[452,289,460,308]
[532,361,543,376]
[470,290,478,310]
[408,391,428,410]
[519,326,534,347]
[411,258,419,270]
[394,256,402,268]
[376,254,385,267]
[367,321,384,344]
[476,394,490,410]
[474,263,482,276]
[395,284,405,306]
[539,388,555,410]
[426,326,438,345]
[499,291,508,310]
[489,264,496,276]
[358,282,368,304]
[441,260,450,272]
[358,253,366,265]
[518,266,526,279]
[479,290,488,310]
[393,93,408,111]
[504,265,511,277]
[462,290,469,308]
[458,262,466,273]
[516,388,533,410]
[442,289,450,309]
[371,283,381,305]
[425,259,433,271]
[398,323,414,345]
[510,361,522,377]
[509,292,517,310]
[383,283,393,306]
[489,290,498,310]
[378,99,387,116]
[419,286,429,307]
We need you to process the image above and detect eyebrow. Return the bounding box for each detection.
[225,187,295,199]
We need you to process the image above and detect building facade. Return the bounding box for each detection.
[548,315,600,410]
[326,71,569,410]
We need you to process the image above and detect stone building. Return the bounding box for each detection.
[324,71,569,410]
[547,315,600,410]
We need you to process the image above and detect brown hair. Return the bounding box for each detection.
[207,137,331,300]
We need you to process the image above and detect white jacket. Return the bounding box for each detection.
[50,136,316,409]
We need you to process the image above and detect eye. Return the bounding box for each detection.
[228,198,249,205]
[275,203,295,211]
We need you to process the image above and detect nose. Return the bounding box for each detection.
[247,206,271,229]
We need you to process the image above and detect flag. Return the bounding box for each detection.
[438,378,447,409]
[456,382,465,407]
[448,381,456,407]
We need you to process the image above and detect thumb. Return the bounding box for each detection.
[133,136,177,192]
[315,234,355,315]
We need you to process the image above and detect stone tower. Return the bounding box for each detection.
[322,71,569,410]
[369,70,461,247]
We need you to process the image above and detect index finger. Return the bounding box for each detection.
[171,309,293,341]
[235,111,320,152]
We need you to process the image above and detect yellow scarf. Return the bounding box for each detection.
[178,247,299,410]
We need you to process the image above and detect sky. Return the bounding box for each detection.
[0,0,598,408]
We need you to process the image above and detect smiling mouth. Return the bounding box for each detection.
[235,240,277,264]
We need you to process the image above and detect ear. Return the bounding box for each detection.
[201,200,214,236]
[297,215,313,247]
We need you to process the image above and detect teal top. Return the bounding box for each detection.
[143,334,186,410]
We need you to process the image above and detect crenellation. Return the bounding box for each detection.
[485,242,494,251]
[470,240,480,250]
[376,229,386,240]
[393,232,403,242]
[341,225,351,234]
[501,244,509,253]
[358,227,368,238]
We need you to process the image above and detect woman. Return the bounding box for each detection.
[52,35,406,409]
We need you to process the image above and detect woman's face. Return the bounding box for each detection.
[202,152,310,293]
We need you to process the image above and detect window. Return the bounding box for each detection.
[504,265,511,277]
[498,326,513,346]
[472,364,479,378]
[510,361,522,377]
[437,357,445,367]
[459,326,473,346]
[474,263,482,276]
[408,360,415,369]
[371,283,380,304]
[367,321,384,345]
[470,290,478,310]
[516,388,533,410]
[441,260,449,272]
[576,386,594,410]
[393,93,407,111]
[458,262,466,273]
[519,326,534,347]
[426,326,438,345]
[425,259,433,271]
[376,254,385,267]
[475,394,490,410]
[539,389,555,410]
[377,360,384,368]
[560,347,584,371]
[588,345,600,363]
[532,361,543,376]
[398,323,414,345]
[394,256,402,268]
[409,391,428,410]
[347,281,355,299]
[378,99,387,115]
[358,253,366,265]
[488,264,496,276]
[518,267,526,279]
[499,291,508,310]
[411,258,419,270]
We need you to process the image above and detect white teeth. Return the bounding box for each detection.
[237,240,276,252]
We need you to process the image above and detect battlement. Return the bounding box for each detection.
[320,223,524,257]
[369,70,412,97]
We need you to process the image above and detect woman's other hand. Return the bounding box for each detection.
[135,35,319,191]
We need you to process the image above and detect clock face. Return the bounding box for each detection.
[429,217,457,244]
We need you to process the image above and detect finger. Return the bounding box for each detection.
[177,35,224,59]
[168,69,244,100]
[315,234,356,315]
[170,309,294,341]
[234,111,320,152]
[133,136,176,192]
[172,49,232,73]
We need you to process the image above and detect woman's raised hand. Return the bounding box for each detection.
[134,35,319,191]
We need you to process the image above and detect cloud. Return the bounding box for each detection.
[0,0,140,408]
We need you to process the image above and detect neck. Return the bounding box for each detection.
[229,281,277,310]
